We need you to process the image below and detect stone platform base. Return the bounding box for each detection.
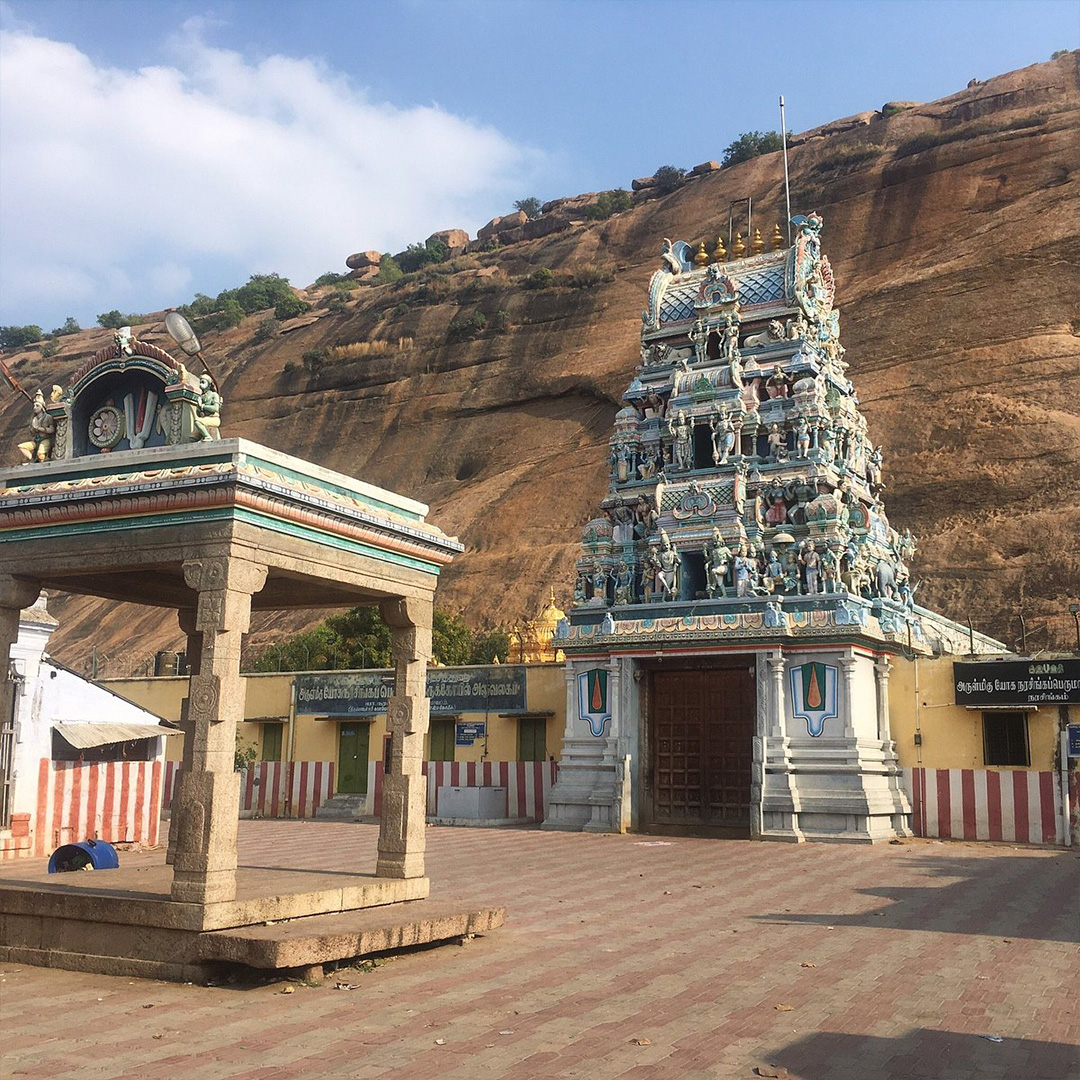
[0,855,502,983]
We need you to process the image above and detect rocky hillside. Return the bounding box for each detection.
[3,54,1078,669]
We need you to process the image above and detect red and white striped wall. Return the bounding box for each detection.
[163,760,334,820]
[0,758,164,860]
[163,759,557,823]
[415,760,556,821]
[903,768,1064,845]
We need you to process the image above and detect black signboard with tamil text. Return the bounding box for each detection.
[295,667,528,716]
[953,659,1080,706]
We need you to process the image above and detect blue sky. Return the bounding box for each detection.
[0,0,1075,330]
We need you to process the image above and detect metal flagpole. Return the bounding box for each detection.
[780,95,792,246]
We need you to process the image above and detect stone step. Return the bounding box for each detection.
[198,900,505,970]
[315,795,367,821]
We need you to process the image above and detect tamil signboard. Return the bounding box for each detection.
[953,659,1080,707]
[295,667,528,716]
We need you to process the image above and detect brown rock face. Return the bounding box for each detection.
[3,55,1077,666]
[345,250,382,270]
[427,229,470,253]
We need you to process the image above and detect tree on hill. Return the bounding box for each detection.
[50,316,81,338]
[514,197,542,219]
[722,130,784,167]
[0,325,44,349]
[97,310,128,329]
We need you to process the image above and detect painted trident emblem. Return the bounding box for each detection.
[578,668,611,737]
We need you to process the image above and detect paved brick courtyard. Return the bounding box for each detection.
[1,822,1077,1080]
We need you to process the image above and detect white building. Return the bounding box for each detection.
[1,594,177,860]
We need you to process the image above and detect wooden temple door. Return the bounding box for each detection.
[648,667,755,835]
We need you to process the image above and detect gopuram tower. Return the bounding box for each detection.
[546,213,1001,842]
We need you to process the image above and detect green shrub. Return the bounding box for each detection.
[375,255,404,285]
[522,267,555,290]
[301,347,329,372]
[0,324,44,348]
[253,317,279,343]
[563,264,615,289]
[325,293,348,313]
[40,339,59,358]
[651,164,686,192]
[395,239,449,274]
[489,310,510,333]
[274,294,311,320]
[446,310,487,343]
[583,189,632,220]
[96,310,128,330]
[721,131,783,167]
[314,271,349,287]
[283,359,298,373]
[233,273,295,314]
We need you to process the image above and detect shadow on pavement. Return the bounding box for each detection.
[764,1027,1079,1080]
[753,851,1080,943]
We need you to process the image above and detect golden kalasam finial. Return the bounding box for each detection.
[711,235,727,262]
[731,232,747,259]
[751,228,765,255]
[771,223,785,250]
[694,241,709,266]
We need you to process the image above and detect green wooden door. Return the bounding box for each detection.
[338,723,370,794]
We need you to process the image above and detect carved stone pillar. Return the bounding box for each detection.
[766,651,786,738]
[839,652,858,739]
[376,595,433,880]
[874,655,892,741]
[562,663,575,739]
[170,556,267,904]
[0,577,42,749]
[165,607,202,866]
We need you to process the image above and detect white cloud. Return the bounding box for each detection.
[0,21,540,325]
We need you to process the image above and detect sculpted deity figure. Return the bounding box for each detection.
[114,326,136,357]
[765,548,785,593]
[866,445,884,488]
[591,561,609,603]
[689,318,709,365]
[898,528,917,564]
[767,423,787,463]
[653,532,680,602]
[661,238,683,276]
[733,547,756,598]
[801,540,822,595]
[637,445,662,480]
[764,483,788,526]
[193,376,222,442]
[766,365,791,399]
[703,528,732,598]
[613,561,634,606]
[645,389,667,418]
[821,544,841,593]
[795,416,811,459]
[710,408,736,465]
[669,410,693,471]
[763,600,788,628]
[573,573,588,604]
[819,422,835,463]
[19,389,55,463]
[609,498,635,545]
[721,314,740,363]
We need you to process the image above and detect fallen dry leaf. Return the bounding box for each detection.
[774,1004,795,1012]
[800,962,816,968]
[630,1037,651,1046]
[755,1067,790,1078]
[279,985,295,995]
[434,1038,446,1046]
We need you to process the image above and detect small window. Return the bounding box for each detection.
[983,712,1029,767]
[51,734,156,762]
[262,723,283,762]
[518,717,547,762]
[428,717,456,762]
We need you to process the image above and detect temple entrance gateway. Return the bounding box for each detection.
[647,667,755,835]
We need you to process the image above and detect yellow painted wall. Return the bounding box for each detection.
[106,663,567,768]
[888,656,1066,771]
